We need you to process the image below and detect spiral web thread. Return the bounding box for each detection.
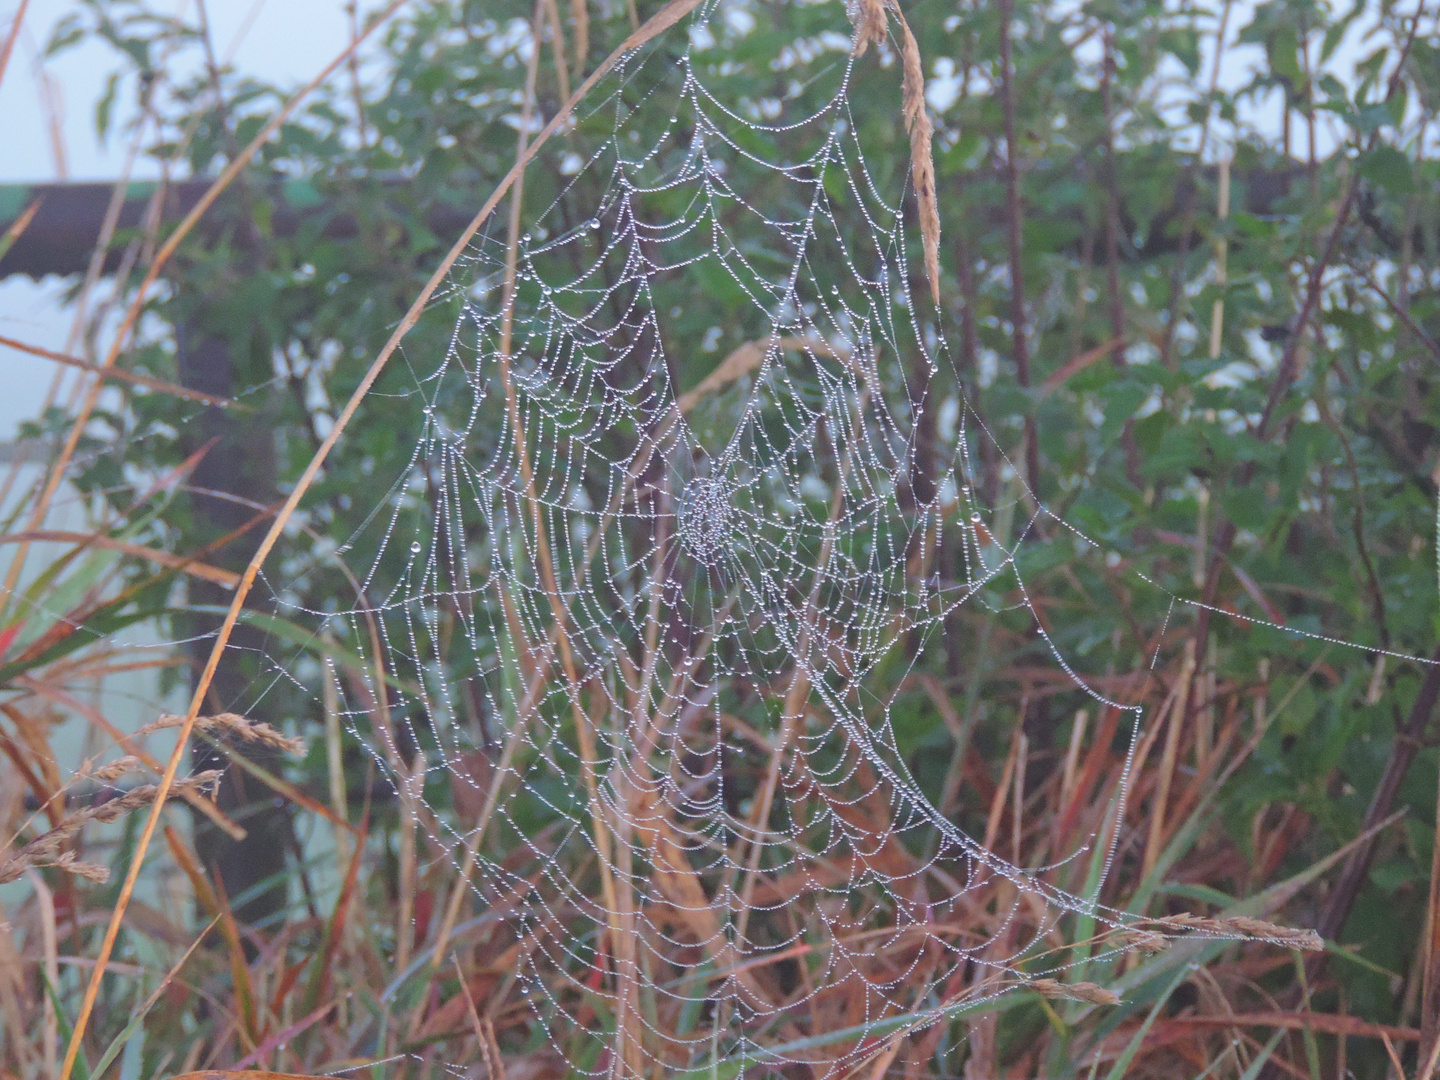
[274,4,1419,1076]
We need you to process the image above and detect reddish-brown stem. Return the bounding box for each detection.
[1317,642,1440,947]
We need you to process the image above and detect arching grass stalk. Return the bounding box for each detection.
[55,3,704,1077]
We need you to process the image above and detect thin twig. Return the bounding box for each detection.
[1157,0,1233,369]
[995,0,1039,497]
[1381,1031,1406,1080]
[1360,263,1440,366]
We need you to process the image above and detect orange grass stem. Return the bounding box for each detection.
[0,333,234,407]
[0,0,28,91]
[55,5,704,1078]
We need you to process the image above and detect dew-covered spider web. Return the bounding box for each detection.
[268,2,1429,1076]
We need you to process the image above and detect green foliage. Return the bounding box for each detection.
[14,0,1440,1075]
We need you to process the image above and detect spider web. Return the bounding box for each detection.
[276,3,1406,1076]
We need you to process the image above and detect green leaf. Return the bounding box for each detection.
[45,14,86,56]
[1267,25,1303,86]
[1358,145,1415,194]
[1101,964,1191,1080]
[38,965,92,1080]
[1320,0,1362,62]
[94,72,120,144]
